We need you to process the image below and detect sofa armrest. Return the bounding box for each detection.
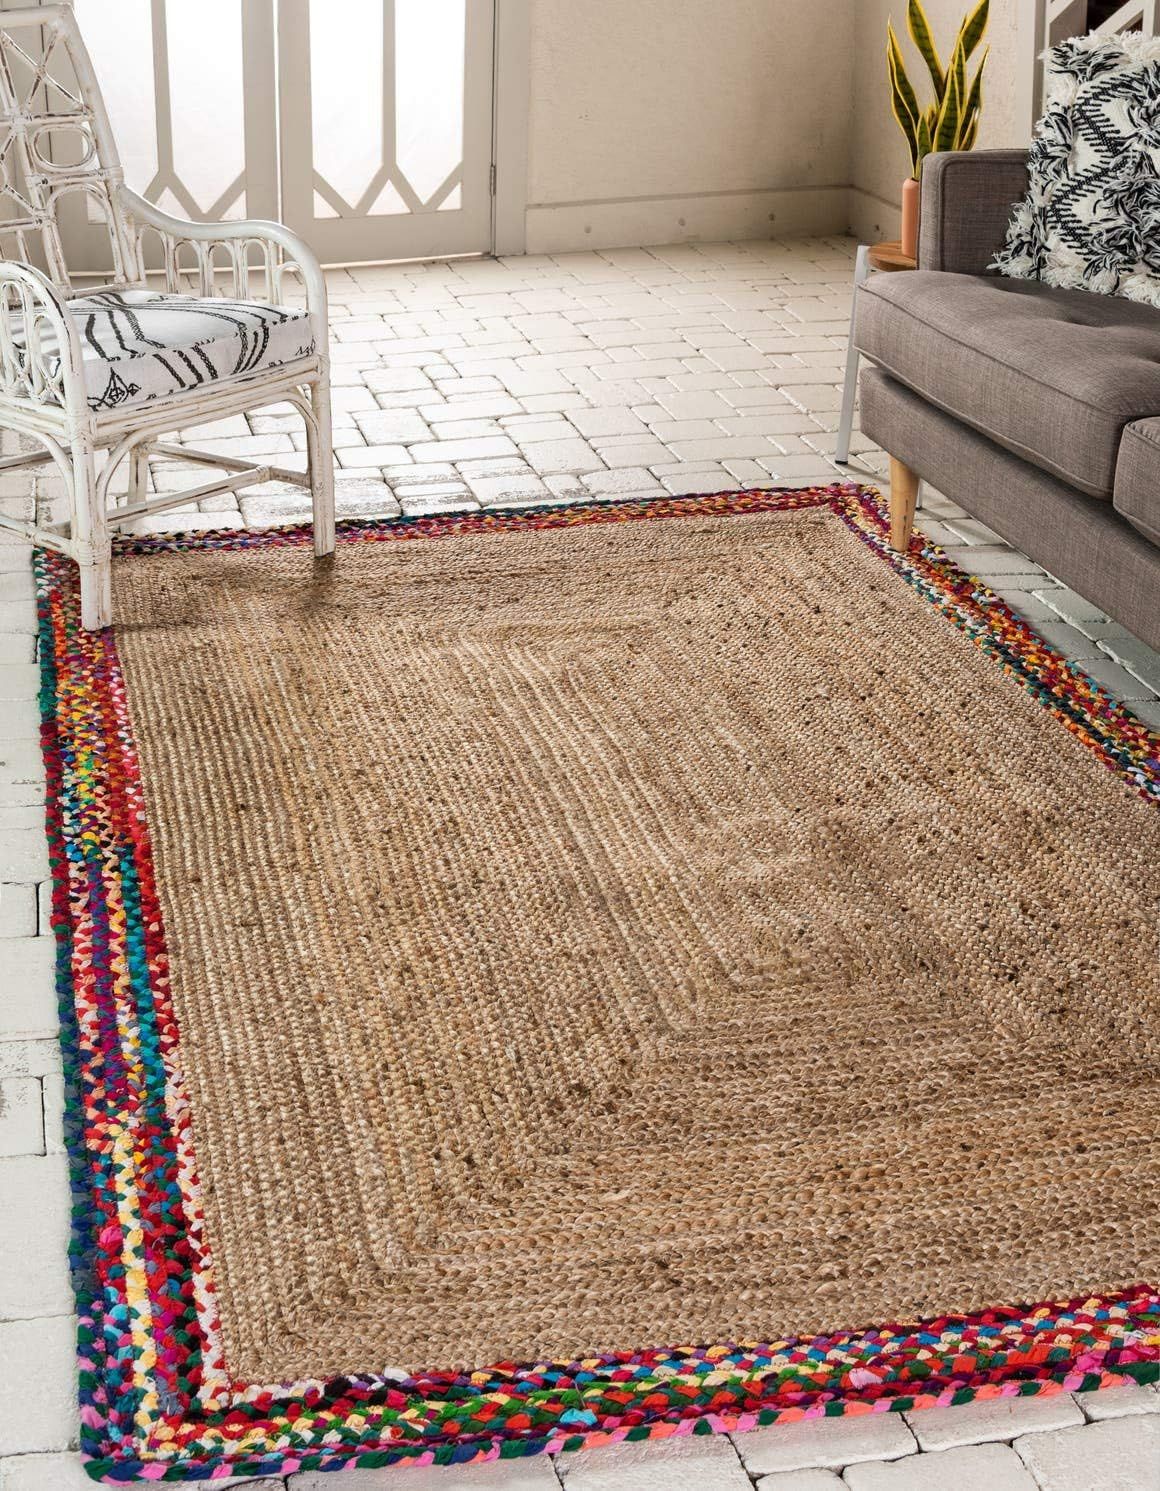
[918,150,1029,275]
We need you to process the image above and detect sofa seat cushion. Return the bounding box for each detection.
[1114,418,1160,547]
[856,271,1160,499]
[32,289,315,412]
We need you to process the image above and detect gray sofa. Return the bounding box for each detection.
[854,149,1160,651]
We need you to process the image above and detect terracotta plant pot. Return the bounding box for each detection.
[900,176,920,261]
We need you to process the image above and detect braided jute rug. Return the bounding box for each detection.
[37,485,1158,1482]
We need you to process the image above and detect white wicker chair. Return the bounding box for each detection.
[0,4,334,629]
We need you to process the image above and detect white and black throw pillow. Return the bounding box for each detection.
[993,33,1160,308]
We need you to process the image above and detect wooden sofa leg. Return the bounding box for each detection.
[889,456,919,552]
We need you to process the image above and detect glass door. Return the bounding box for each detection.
[68,0,278,268]
[278,0,495,263]
[63,0,495,267]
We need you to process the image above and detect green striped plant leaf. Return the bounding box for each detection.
[888,21,921,135]
[959,49,987,141]
[888,37,921,169]
[957,0,990,60]
[907,0,945,97]
[931,37,964,152]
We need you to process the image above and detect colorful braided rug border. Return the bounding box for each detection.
[35,484,1159,1483]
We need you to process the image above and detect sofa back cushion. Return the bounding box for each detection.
[993,33,1160,309]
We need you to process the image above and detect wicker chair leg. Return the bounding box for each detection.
[128,440,152,505]
[74,437,112,630]
[307,375,336,557]
[79,552,112,631]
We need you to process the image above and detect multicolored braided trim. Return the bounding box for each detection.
[36,484,1159,1482]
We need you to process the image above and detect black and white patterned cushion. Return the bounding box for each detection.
[56,289,315,411]
[993,33,1160,308]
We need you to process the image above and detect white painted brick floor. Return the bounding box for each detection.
[2,237,1158,1490]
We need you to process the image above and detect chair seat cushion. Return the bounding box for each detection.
[1114,418,1160,548]
[856,271,1160,499]
[63,289,315,411]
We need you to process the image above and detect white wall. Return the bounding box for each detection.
[513,0,1032,255]
[522,0,857,253]
[848,0,1028,242]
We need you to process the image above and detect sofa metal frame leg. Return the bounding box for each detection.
[889,456,919,552]
[835,244,871,465]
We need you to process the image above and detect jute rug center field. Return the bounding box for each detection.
[110,503,1159,1384]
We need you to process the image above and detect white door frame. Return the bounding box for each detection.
[491,0,530,257]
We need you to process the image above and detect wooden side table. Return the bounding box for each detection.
[835,239,917,464]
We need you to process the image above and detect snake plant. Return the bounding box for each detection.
[888,0,989,180]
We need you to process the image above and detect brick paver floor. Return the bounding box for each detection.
[2,238,1158,1491]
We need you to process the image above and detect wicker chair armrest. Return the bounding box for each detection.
[118,187,328,343]
[0,260,86,414]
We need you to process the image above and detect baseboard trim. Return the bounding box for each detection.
[524,186,850,254]
[846,187,903,245]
